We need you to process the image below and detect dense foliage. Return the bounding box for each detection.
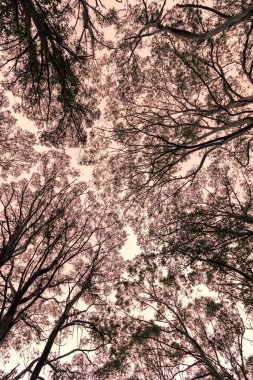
[1,1,253,379]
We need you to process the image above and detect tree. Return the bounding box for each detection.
[0,153,126,379]
[0,0,119,146]
[107,253,253,380]
[103,0,253,199]
[125,163,253,312]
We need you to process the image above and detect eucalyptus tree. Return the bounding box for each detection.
[103,0,253,199]
[0,153,126,379]
[0,0,118,145]
[99,252,253,380]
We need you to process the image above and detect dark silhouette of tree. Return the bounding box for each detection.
[105,254,253,380]
[0,0,118,146]
[103,0,253,198]
[127,163,253,311]
[0,153,126,379]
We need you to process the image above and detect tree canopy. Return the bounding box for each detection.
[1,1,253,379]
